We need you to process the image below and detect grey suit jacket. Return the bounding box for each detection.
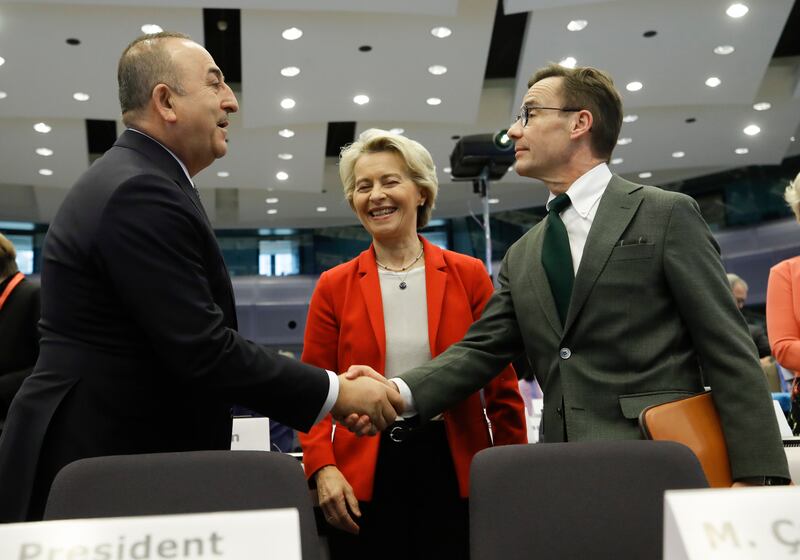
[401,175,789,480]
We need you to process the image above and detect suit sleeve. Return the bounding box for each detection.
[95,175,329,432]
[663,194,788,480]
[298,272,340,479]
[467,259,528,445]
[767,262,800,372]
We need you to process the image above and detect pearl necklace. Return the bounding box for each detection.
[376,244,424,290]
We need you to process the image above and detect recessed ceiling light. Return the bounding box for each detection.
[567,19,588,31]
[428,65,448,75]
[0,91,7,100]
[280,66,300,77]
[559,57,577,69]
[316,206,327,212]
[672,151,685,158]
[280,98,296,109]
[753,102,771,111]
[623,114,639,123]
[353,94,370,105]
[72,92,90,101]
[33,122,51,134]
[216,171,230,178]
[705,77,721,88]
[0,56,5,67]
[267,209,278,215]
[278,153,293,160]
[389,128,405,135]
[626,81,643,92]
[265,197,279,204]
[141,24,163,34]
[443,167,452,173]
[714,45,735,55]
[638,172,653,179]
[426,97,442,106]
[792,136,796,142]
[430,26,452,38]
[282,27,303,40]
[36,148,53,156]
[38,168,53,176]
[617,137,632,145]
[276,171,289,181]
[611,158,623,164]
[278,128,295,138]
[735,148,749,154]
[726,3,749,18]
[743,124,760,136]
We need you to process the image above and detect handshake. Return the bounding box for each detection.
[330,366,405,436]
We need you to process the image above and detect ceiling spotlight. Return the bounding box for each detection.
[33,122,52,134]
[267,209,278,215]
[617,137,632,145]
[672,151,685,158]
[705,77,721,88]
[280,66,300,77]
[426,97,442,106]
[428,65,448,75]
[316,207,327,212]
[559,57,577,69]
[280,98,296,109]
[216,171,230,178]
[792,136,796,142]
[638,172,653,179]
[72,92,90,101]
[38,168,53,176]
[743,124,761,136]
[611,158,623,165]
[282,27,303,40]
[265,197,279,204]
[430,26,452,38]
[0,56,5,67]
[443,167,452,174]
[753,102,771,111]
[567,19,588,31]
[278,128,295,138]
[488,198,500,204]
[714,45,735,55]
[389,128,405,135]
[726,3,749,18]
[141,24,163,34]
[276,171,289,181]
[735,148,749,154]
[626,81,643,92]
[0,91,6,100]
[623,114,639,123]
[36,148,53,156]
[353,94,370,105]
[278,153,293,160]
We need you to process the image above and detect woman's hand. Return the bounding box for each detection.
[315,465,361,534]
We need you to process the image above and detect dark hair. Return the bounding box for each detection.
[117,31,191,125]
[528,64,623,160]
[0,233,19,279]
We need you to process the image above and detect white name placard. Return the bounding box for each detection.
[664,487,800,559]
[231,416,270,451]
[0,508,301,560]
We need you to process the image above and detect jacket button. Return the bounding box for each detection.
[556,406,563,417]
[559,347,571,360]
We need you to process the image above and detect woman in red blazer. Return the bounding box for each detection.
[299,129,527,559]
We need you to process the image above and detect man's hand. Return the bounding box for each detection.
[331,373,402,434]
[339,365,405,435]
[315,466,361,534]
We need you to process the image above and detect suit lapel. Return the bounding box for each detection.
[357,247,387,362]
[562,175,643,333]
[525,223,563,336]
[422,237,447,354]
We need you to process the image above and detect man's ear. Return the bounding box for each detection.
[152,84,177,124]
[570,109,593,140]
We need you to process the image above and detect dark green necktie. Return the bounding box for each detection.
[542,193,574,326]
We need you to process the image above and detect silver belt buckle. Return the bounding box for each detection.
[389,423,407,443]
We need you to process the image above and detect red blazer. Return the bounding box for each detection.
[299,236,527,500]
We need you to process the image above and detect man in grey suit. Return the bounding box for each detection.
[349,63,789,485]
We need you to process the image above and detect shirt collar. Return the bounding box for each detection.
[127,127,194,188]
[546,163,611,217]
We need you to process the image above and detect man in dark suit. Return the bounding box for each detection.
[0,31,399,522]
[0,234,40,428]
[727,273,771,360]
[349,64,789,485]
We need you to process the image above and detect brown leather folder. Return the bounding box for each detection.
[639,391,732,488]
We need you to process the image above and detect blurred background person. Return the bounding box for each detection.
[727,272,771,364]
[300,129,527,560]
[0,234,40,431]
[767,171,800,432]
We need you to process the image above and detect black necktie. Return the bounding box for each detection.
[542,193,574,326]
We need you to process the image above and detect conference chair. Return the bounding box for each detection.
[470,440,708,560]
[44,450,321,560]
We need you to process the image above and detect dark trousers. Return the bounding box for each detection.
[326,421,469,560]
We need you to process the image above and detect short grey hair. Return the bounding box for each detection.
[726,273,748,291]
[339,129,439,229]
[118,31,191,125]
[785,171,800,222]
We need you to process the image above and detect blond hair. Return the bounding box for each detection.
[339,129,438,229]
[786,171,800,222]
[0,233,19,279]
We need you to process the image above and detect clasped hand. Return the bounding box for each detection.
[331,365,403,436]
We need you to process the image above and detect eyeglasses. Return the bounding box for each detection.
[513,105,581,127]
